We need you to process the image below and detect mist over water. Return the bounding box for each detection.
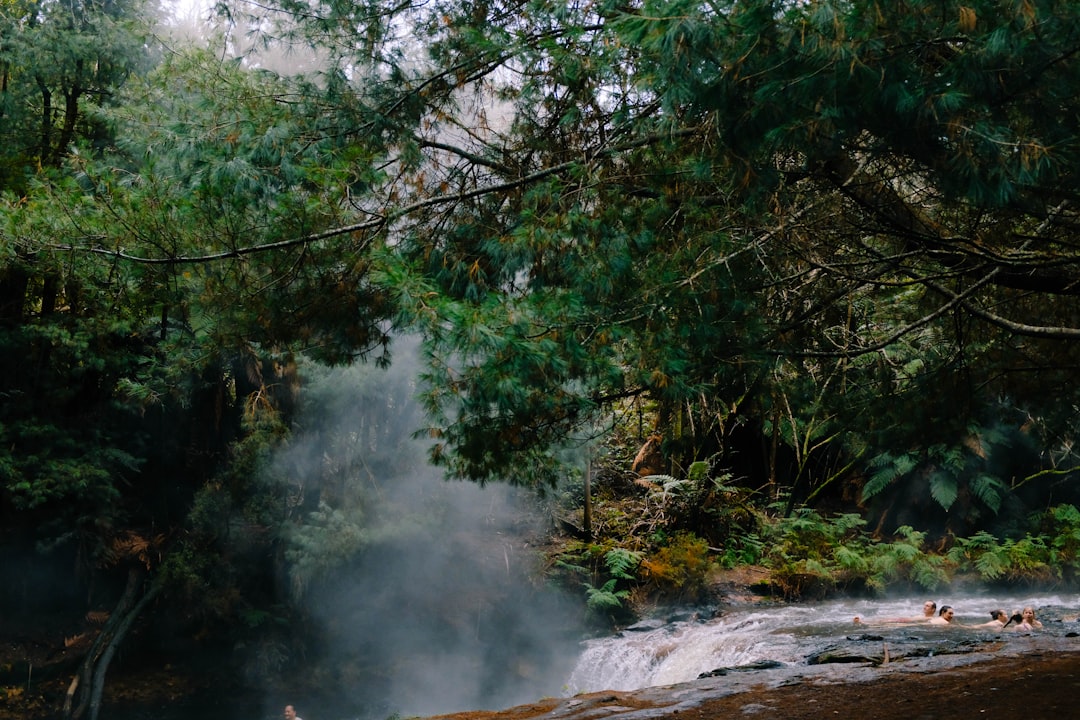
[268,350,1080,719]
[303,479,584,718]
[277,345,587,719]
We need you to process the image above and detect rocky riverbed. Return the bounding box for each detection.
[429,637,1080,720]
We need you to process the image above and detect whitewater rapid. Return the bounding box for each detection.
[564,591,1080,694]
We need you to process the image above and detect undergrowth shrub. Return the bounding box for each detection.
[867,526,950,591]
[760,511,952,598]
[946,530,1054,584]
[945,505,1080,586]
[552,459,1080,616]
[553,542,642,624]
[641,532,711,602]
[759,509,869,598]
[1041,504,1080,582]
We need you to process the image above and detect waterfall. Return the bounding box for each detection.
[564,592,1079,695]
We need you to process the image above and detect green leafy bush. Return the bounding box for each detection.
[760,512,952,598]
[946,530,1054,584]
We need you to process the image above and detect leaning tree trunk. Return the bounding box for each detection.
[87,579,162,720]
[63,567,160,720]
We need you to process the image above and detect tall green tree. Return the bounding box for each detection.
[0,0,164,554]
[7,0,1080,712]
[223,0,1080,520]
[69,0,1080,513]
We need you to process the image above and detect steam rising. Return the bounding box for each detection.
[277,340,585,718]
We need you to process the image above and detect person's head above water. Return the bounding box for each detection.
[923,600,938,617]
[938,605,955,622]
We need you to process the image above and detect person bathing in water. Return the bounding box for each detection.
[898,600,938,622]
[929,605,955,625]
[856,603,1041,629]
[854,600,937,625]
[1003,606,1043,631]
[972,609,1008,629]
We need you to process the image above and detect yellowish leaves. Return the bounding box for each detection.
[1017,0,1037,27]
[958,6,977,33]
[963,432,987,459]
[244,385,275,423]
[106,530,166,570]
[64,634,88,649]
[1018,141,1050,172]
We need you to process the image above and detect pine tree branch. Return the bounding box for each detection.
[49,127,703,264]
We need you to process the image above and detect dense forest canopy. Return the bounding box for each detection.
[5,0,1080,716]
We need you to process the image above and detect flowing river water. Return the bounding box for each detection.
[563,591,1080,696]
[102,591,1080,720]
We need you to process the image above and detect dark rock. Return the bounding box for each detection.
[698,659,785,678]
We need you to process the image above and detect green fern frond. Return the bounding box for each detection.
[831,513,867,534]
[554,559,589,576]
[911,556,948,590]
[584,579,628,612]
[604,548,642,580]
[928,472,959,510]
[893,525,926,548]
[687,461,709,482]
[935,445,966,475]
[862,452,917,501]
[973,549,1006,580]
[889,542,919,562]
[962,530,999,551]
[1052,504,1080,528]
[802,558,831,577]
[834,545,868,572]
[867,451,898,469]
[970,474,1004,513]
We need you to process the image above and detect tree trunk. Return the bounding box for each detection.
[64,567,158,720]
[87,580,162,720]
[36,77,52,167]
[583,453,592,539]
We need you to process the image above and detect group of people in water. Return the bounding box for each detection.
[854,600,1044,631]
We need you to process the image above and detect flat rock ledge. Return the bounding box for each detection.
[426,634,1080,720]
